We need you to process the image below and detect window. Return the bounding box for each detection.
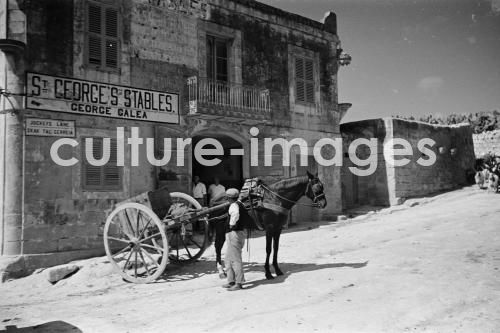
[206,36,228,82]
[82,137,122,191]
[295,56,315,104]
[86,1,119,70]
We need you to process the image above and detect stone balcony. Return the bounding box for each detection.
[186,76,271,125]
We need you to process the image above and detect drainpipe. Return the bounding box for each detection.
[0,6,26,256]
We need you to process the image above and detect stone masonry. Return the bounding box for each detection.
[472,129,500,158]
[341,118,475,208]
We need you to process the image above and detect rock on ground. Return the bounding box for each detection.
[45,265,80,284]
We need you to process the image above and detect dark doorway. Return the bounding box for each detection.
[192,135,244,192]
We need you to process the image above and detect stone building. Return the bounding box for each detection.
[0,0,348,277]
[341,118,475,209]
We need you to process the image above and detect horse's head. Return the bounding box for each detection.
[306,171,327,209]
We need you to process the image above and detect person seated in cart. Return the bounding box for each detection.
[222,188,249,291]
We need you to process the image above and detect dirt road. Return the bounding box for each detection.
[1,186,499,333]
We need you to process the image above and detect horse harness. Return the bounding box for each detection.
[239,178,324,231]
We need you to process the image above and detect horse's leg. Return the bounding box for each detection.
[265,228,274,280]
[214,222,226,278]
[272,227,284,276]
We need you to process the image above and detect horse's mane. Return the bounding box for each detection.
[268,175,309,191]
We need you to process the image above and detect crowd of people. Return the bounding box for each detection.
[192,176,227,207]
[474,154,500,193]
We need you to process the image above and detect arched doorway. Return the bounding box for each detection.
[192,134,246,196]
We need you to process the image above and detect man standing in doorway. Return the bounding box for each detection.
[192,175,207,207]
[223,188,246,291]
[208,177,226,205]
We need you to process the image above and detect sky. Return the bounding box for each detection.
[260,0,500,122]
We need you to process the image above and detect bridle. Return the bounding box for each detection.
[261,178,325,208]
[305,179,326,207]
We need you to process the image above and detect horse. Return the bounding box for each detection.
[209,171,327,280]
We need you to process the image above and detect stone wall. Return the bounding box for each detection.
[341,118,475,208]
[391,119,475,200]
[472,129,500,158]
[341,119,389,207]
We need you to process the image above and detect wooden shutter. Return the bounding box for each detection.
[105,7,119,68]
[87,2,119,70]
[88,3,102,65]
[295,56,315,104]
[83,137,122,191]
[295,58,305,102]
[304,59,314,103]
[84,138,103,187]
[103,139,120,187]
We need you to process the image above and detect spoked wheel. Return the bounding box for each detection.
[162,192,210,263]
[104,202,168,284]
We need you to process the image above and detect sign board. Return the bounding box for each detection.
[189,101,198,114]
[26,72,180,124]
[25,118,75,137]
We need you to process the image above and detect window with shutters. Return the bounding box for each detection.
[295,56,315,104]
[82,137,122,191]
[86,1,120,71]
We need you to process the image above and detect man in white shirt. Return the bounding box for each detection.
[192,175,207,207]
[222,188,246,291]
[208,177,226,205]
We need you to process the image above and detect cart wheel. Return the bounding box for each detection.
[162,192,210,263]
[104,202,168,284]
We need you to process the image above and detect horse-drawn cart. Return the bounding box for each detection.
[104,174,326,283]
[103,187,233,284]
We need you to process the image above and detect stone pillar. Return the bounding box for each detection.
[322,12,339,108]
[383,117,400,206]
[0,38,26,256]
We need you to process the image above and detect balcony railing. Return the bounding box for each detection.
[187,76,270,114]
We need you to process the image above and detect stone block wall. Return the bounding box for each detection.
[341,119,390,207]
[341,118,475,208]
[472,129,500,158]
[391,119,475,200]
[21,110,157,257]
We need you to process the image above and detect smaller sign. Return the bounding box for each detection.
[189,101,198,114]
[25,118,76,137]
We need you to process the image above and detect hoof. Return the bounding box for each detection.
[275,270,284,276]
[265,273,274,280]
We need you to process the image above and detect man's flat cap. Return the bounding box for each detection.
[225,188,239,198]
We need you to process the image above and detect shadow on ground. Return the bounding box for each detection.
[0,321,82,333]
[149,258,219,283]
[242,261,369,289]
[151,259,368,286]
